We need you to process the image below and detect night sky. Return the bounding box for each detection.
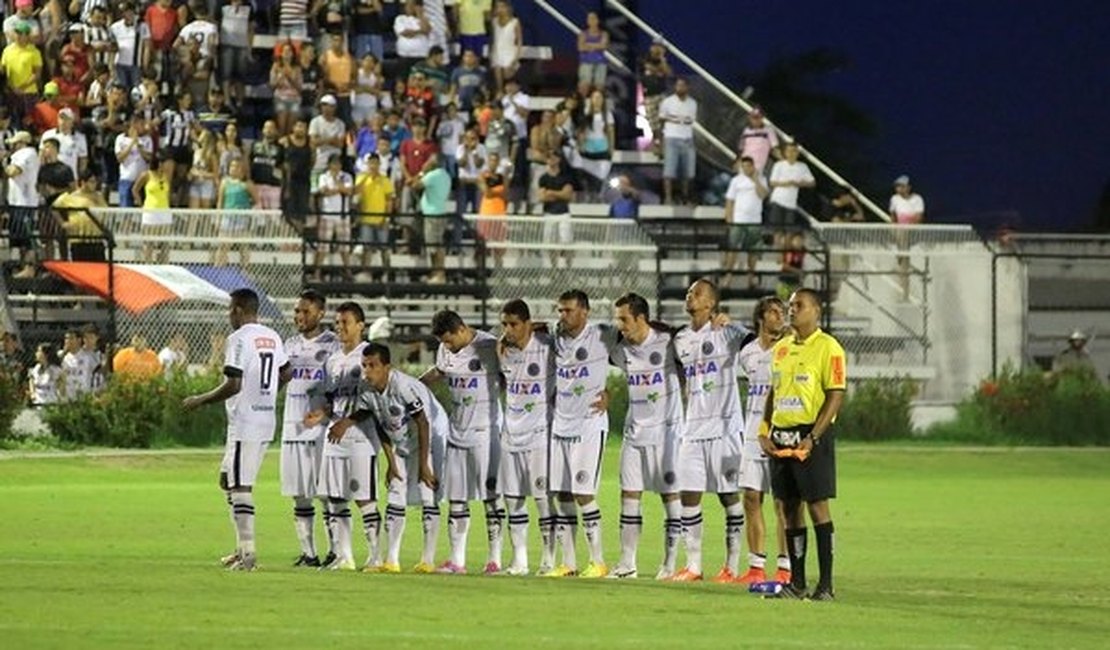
[527,1,1110,231]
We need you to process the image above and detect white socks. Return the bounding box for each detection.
[421,504,440,566]
[484,499,505,567]
[360,502,381,566]
[555,499,578,570]
[580,500,603,566]
[724,501,745,574]
[328,499,353,562]
[507,496,529,570]
[230,492,256,555]
[536,496,556,570]
[618,497,642,569]
[448,502,470,567]
[385,502,406,566]
[663,498,682,573]
[682,504,704,575]
[293,497,316,558]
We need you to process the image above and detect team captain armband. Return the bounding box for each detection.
[758,420,771,438]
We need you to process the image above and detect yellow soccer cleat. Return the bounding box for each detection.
[378,562,401,574]
[579,563,609,579]
[360,561,384,573]
[540,564,578,578]
[411,561,436,574]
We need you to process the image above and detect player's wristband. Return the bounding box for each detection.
[758,420,771,438]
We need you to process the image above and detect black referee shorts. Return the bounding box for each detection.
[770,425,836,503]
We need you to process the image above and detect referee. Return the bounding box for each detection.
[759,288,846,601]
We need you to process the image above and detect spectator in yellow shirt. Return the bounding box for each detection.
[1,23,43,121]
[354,153,395,277]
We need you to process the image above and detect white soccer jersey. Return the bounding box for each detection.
[61,351,92,399]
[79,349,105,392]
[359,369,448,457]
[223,322,289,442]
[611,327,685,447]
[321,341,375,450]
[500,332,555,451]
[435,330,503,447]
[738,338,774,457]
[674,322,749,442]
[282,330,341,441]
[552,322,618,439]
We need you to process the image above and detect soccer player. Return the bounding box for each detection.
[608,293,684,580]
[280,290,341,567]
[183,288,291,571]
[735,296,792,585]
[304,302,382,572]
[671,279,751,582]
[548,289,618,578]
[497,299,557,576]
[356,342,447,573]
[761,288,845,601]
[422,310,505,574]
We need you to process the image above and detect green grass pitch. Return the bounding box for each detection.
[1,445,1108,649]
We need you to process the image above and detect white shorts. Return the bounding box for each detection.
[280,439,323,498]
[677,436,742,494]
[388,436,446,507]
[317,439,378,502]
[221,439,270,489]
[542,213,573,246]
[738,454,772,493]
[619,440,679,495]
[550,434,606,496]
[444,435,500,502]
[499,444,548,499]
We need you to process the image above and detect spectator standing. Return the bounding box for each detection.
[1052,331,1098,377]
[640,38,671,156]
[414,154,451,282]
[188,129,219,210]
[157,332,188,377]
[455,127,486,214]
[889,174,924,300]
[449,49,488,113]
[722,156,769,290]
[83,7,115,71]
[456,0,491,58]
[219,0,254,109]
[828,186,864,222]
[501,77,529,212]
[351,53,385,127]
[482,101,515,161]
[143,0,179,86]
[527,109,562,210]
[250,120,286,211]
[351,0,387,61]
[354,153,395,276]
[282,119,314,228]
[316,0,350,46]
[218,122,245,178]
[423,0,450,57]
[159,91,198,207]
[61,25,93,86]
[537,152,574,267]
[214,158,255,267]
[314,154,355,280]
[738,107,779,175]
[113,334,163,379]
[114,115,153,208]
[37,138,74,263]
[436,103,467,181]
[394,0,432,76]
[175,5,219,102]
[2,23,43,123]
[197,87,234,135]
[489,0,521,93]
[60,330,91,401]
[476,150,507,268]
[109,2,144,92]
[40,108,88,179]
[659,77,697,205]
[578,88,615,199]
[576,12,608,91]
[404,71,440,135]
[278,0,311,43]
[54,169,108,261]
[133,153,174,263]
[411,45,450,99]
[399,118,438,213]
[608,174,639,219]
[298,42,322,111]
[308,94,347,195]
[5,130,41,279]
[321,33,356,124]
[270,42,303,135]
[768,141,815,240]
[4,0,43,45]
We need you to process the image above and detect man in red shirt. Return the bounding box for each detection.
[60,25,92,84]
[27,82,63,133]
[399,117,438,213]
[144,0,179,81]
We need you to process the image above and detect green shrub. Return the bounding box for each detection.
[836,378,918,441]
[0,367,23,440]
[927,365,1110,446]
[41,370,228,448]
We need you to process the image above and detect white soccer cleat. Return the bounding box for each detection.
[220,551,240,567]
[607,564,638,580]
[329,556,357,572]
[227,553,257,571]
[504,564,530,577]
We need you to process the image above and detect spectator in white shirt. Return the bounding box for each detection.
[889,175,924,224]
[722,155,769,289]
[768,140,815,243]
[394,0,431,76]
[659,77,697,205]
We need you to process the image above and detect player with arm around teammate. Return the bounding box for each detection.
[183,288,292,571]
[671,279,751,582]
[303,302,383,572]
[497,299,558,576]
[548,289,619,578]
[280,290,341,568]
[421,310,506,575]
[608,292,685,580]
[734,296,792,585]
[357,342,447,573]
[760,288,845,601]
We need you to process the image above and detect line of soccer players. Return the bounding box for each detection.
[186,280,794,584]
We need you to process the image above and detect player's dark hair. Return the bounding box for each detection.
[615,292,650,320]
[230,288,260,315]
[558,289,589,310]
[363,341,391,364]
[794,287,823,309]
[65,329,81,339]
[753,295,785,330]
[38,343,59,366]
[694,278,720,309]
[501,299,531,322]
[431,310,465,337]
[299,289,326,311]
[336,301,365,323]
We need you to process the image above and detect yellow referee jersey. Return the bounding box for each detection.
[769,328,847,429]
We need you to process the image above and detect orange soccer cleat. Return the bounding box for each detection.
[733,566,767,585]
[669,567,703,582]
